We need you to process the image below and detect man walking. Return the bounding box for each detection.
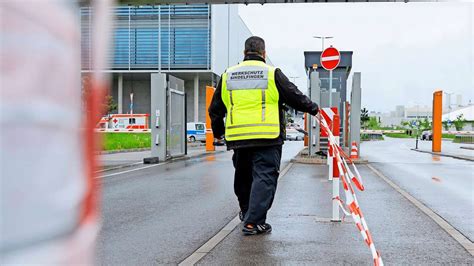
[209,36,319,235]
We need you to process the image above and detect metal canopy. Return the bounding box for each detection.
[117,0,435,5]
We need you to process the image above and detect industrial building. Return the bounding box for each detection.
[81,4,269,123]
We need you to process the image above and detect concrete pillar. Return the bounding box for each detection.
[350,72,361,156]
[194,74,199,122]
[308,71,321,156]
[118,74,123,114]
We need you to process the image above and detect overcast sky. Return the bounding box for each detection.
[238,2,473,113]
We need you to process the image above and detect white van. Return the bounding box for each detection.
[187,122,206,142]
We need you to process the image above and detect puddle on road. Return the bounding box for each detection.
[431,155,441,162]
[431,176,442,182]
[205,155,216,161]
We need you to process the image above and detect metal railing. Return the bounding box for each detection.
[81,5,211,71]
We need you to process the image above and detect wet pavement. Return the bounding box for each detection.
[362,137,474,241]
[96,141,304,265]
[198,163,473,265]
[415,138,474,160]
[96,138,473,265]
[418,139,474,157]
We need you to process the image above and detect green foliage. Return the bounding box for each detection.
[442,134,455,139]
[453,114,466,131]
[401,121,411,128]
[400,118,431,137]
[367,117,381,130]
[453,135,474,143]
[419,118,431,132]
[101,133,151,151]
[103,95,118,114]
[360,108,369,127]
[361,133,384,141]
[442,121,450,131]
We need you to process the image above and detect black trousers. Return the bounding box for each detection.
[232,145,282,225]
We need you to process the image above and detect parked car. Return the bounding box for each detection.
[421,131,432,141]
[187,122,206,142]
[286,128,304,141]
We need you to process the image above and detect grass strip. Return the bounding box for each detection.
[442,134,455,139]
[384,133,414,138]
[101,133,151,151]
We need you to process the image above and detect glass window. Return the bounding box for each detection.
[195,124,205,130]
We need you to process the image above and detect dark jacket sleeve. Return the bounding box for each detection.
[275,68,319,116]
[208,77,226,138]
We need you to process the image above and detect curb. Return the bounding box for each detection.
[411,149,474,162]
[98,144,206,155]
[97,149,227,173]
[98,148,151,155]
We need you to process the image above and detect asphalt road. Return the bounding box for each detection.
[96,141,304,265]
[362,137,474,241]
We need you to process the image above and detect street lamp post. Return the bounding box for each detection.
[288,76,299,117]
[443,91,455,112]
[288,76,299,84]
[313,36,333,51]
[415,104,420,149]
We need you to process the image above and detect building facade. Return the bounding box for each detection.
[81,4,260,123]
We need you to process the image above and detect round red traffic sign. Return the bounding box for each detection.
[320,46,340,71]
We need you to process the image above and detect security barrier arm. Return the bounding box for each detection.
[316,115,384,266]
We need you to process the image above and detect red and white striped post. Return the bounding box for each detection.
[317,115,383,265]
[332,114,341,222]
[321,107,337,181]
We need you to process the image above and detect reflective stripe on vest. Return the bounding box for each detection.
[221,60,280,141]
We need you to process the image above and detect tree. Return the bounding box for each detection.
[360,108,369,128]
[103,95,117,115]
[453,114,466,131]
[442,121,450,131]
[419,118,431,132]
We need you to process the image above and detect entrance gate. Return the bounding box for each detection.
[147,73,186,162]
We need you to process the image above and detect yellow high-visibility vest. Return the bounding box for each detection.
[221,60,280,141]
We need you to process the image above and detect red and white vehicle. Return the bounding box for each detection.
[97,114,150,131]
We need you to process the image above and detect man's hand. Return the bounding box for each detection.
[213,137,225,146]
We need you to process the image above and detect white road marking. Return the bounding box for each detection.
[95,161,143,174]
[98,163,165,179]
[367,163,474,256]
[179,162,295,266]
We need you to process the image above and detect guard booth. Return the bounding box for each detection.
[146,73,186,163]
[304,51,353,156]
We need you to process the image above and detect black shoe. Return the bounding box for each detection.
[239,211,245,222]
[242,223,272,235]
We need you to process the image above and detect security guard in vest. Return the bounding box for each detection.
[209,36,319,235]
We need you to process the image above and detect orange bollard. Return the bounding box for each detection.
[206,86,215,152]
[432,90,443,152]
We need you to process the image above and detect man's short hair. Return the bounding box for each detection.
[244,36,265,55]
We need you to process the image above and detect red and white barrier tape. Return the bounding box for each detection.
[318,116,383,266]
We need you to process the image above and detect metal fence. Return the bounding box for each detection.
[81,5,211,70]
